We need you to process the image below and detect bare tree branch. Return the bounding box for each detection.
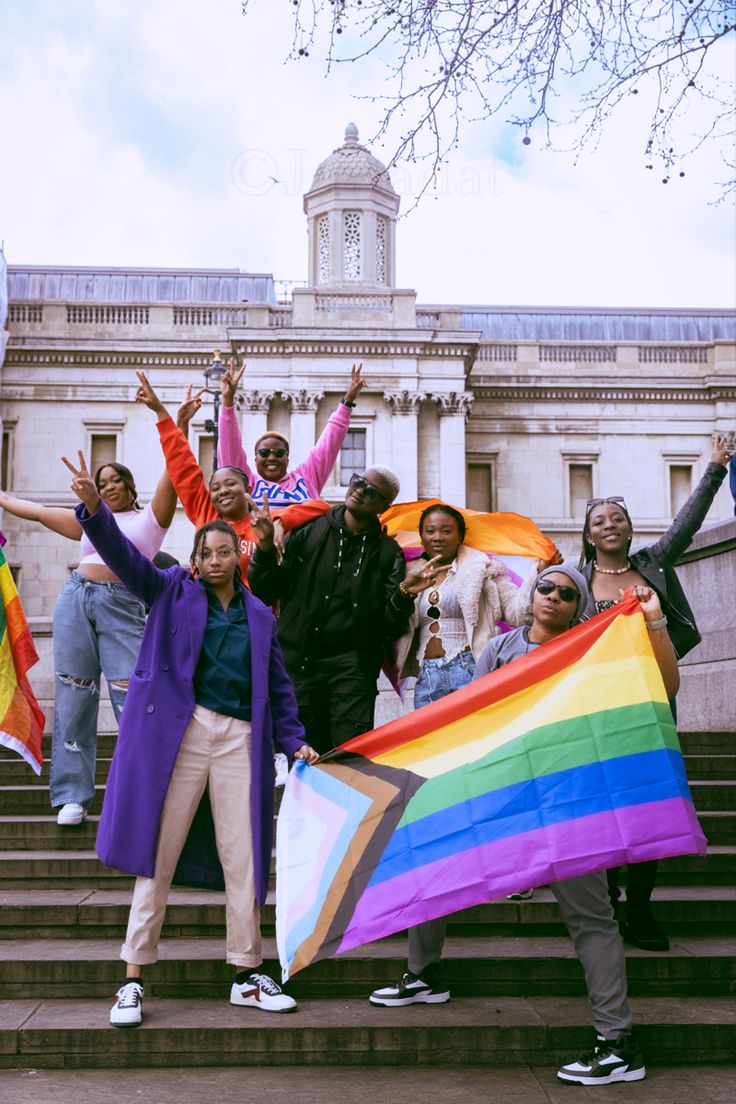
[242,1,735,203]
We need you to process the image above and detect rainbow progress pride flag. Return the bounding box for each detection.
[0,545,45,773]
[276,595,706,980]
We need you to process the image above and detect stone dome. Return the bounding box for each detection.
[308,123,396,194]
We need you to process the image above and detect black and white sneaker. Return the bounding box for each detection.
[230,971,297,1013]
[369,968,450,1007]
[110,981,143,1027]
[557,1032,646,1085]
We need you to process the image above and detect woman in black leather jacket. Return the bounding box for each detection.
[577,433,733,951]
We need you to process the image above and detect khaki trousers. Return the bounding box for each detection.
[121,704,262,968]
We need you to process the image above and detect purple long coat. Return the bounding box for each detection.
[76,501,306,902]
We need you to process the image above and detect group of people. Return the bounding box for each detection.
[2,355,733,1086]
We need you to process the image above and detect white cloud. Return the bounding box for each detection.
[0,0,733,307]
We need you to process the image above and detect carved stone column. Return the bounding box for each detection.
[384,390,425,502]
[432,391,474,507]
[281,389,324,464]
[236,391,275,455]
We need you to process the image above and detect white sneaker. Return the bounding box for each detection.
[230,972,297,1013]
[56,803,87,826]
[110,981,143,1027]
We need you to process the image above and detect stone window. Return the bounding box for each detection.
[89,434,118,475]
[568,463,594,518]
[1,426,15,489]
[669,464,693,517]
[343,211,362,280]
[340,428,367,485]
[198,434,214,477]
[466,460,496,511]
[376,216,387,284]
[317,215,330,284]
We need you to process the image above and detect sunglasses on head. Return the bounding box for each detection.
[257,447,288,459]
[536,581,580,604]
[349,473,386,501]
[585,496,627,513]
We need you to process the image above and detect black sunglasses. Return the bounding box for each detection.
[536,581,580,604]
[349,473,386,502]
[257,447,288,459]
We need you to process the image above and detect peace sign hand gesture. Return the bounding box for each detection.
[343,362,365,406]
[135,370,167,417]
[250,492,275,550]
[61,451,101,514]
[176,383,206,431]
[221,357,246,408]
[399,554,445,597]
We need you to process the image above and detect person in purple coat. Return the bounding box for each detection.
[63,451,318,1028]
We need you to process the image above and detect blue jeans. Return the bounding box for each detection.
[413,649,476,709]
[50,572,146,809]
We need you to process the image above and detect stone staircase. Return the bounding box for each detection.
[0,728,734,1071]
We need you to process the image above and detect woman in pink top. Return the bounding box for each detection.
[217,361,365,506]
[0,461,176,826]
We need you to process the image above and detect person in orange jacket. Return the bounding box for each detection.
[134,372,329,580]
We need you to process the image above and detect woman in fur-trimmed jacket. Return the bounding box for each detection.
[395,503,535,707]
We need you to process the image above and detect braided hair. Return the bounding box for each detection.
[190,520,243,589]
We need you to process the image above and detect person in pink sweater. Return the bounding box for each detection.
[217,361,364,506]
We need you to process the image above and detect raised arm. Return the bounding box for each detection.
[248,499,304,605]
[646,435,731,564]
[0,489,82,540]
[149,468,177,530]
[290,363,364,493]
[62,451,167,607]
[134,370,214,527]
[216,359,256,485]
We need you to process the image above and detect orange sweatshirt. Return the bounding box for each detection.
[156,416,329,580]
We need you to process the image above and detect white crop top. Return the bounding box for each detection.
[78,503,167,566]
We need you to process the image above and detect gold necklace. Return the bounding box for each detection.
[593,559,631,575]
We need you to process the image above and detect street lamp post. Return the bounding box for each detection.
[203,349,227,475]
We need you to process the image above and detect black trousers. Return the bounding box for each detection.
[607,860,659,919]
[291,653,378,757]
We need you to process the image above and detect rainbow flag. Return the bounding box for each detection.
[0,546,45,773]
[276,595,706,979]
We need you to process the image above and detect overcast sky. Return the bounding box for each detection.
[2,0,734,308]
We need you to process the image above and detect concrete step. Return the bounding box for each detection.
[0,758,112,785]
[3,1064,736,1104]
[0,842,733,888]
[689,781,736,810]
[0,786,105,816]
[684,756,736,780]
[0,934,734,1000]
[676,732,736,754]
[0,815,101,850]
[0,851,131,888]
[1,887,734,941]
[0,995,733,1070]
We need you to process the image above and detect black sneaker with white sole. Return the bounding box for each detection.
[557,1032,646,1085]
[369,967,450,1007]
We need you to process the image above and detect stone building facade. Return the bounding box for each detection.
[1,125,734,622]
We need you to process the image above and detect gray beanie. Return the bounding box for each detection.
[536,562,590,621]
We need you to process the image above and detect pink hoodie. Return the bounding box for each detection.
[217,401,352,506]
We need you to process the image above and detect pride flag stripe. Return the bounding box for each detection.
[373,747,688,884]
[338,796,704,955]
[399,699,677,824]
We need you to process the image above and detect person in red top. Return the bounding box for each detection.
[134,373,329,579]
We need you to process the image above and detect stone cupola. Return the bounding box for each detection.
[303,123,400,289]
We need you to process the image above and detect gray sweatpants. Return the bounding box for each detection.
[407,869,631,1038]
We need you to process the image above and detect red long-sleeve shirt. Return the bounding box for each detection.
[156,416,329,581]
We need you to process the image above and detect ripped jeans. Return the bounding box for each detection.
[50,572,146,809]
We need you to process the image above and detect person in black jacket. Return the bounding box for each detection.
[577,431,733,951]
[248,467,415,754]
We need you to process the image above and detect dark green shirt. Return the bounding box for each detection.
[193,586,252,721]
